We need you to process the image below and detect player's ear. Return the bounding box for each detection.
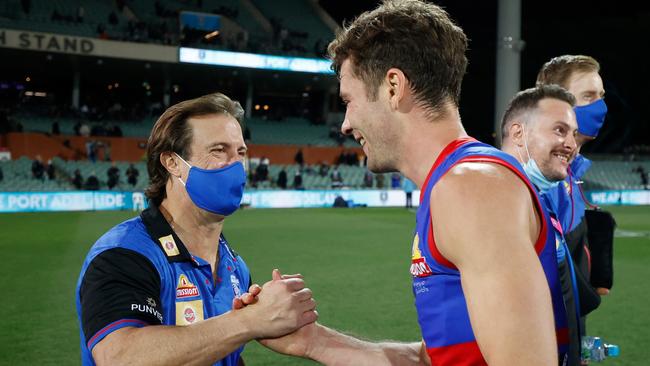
[385,68,408,110]
[510,122,525,147]
[160,151,183,178]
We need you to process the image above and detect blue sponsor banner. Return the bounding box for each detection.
[587,190,650,206]
[0,191,148,213]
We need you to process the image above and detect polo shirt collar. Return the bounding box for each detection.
[140,204,194,263]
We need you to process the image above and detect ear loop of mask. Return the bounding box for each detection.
[174,153,191,186]
[515,124,533,164]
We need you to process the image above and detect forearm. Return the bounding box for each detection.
[308,324,426,366]
[93,311,253,366]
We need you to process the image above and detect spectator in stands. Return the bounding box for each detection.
[403,177,416,208]
[255,157,269,183]
[318,162,329,177]
[86,140,97,163]
[46,159,56,180]
[52,121,60,135]
[126,164,139,186]
[85,171,100,191]
[346,150,358,166]
[330,165,343,188]
[103,141,112,161]
[390,172,401,189]
[72,169,83,189]
[107,162,120,190]
[633,165,649,189]
[0,165,4,182]
[277,169,287,189]
[293,170,303,189]
[363,170,373,188]
[31,155,45,180]
[294,149,304,167]
[375,174,385,189]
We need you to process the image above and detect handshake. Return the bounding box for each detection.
[231,268,319,358]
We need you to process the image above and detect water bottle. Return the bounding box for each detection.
[581,336,620,362]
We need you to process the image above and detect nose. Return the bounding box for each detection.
[341,117,352,136]
[565,133,578,152]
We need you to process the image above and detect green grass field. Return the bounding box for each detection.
[0,206,647,365]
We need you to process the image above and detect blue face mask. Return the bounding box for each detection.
[176,154,246,216]
[574,99,607,138]
[517,126,560,192]
[522,158,560,192]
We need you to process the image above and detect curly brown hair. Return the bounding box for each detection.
[144,93,244,206]
[327,0,468,116]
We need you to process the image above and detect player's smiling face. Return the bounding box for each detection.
[524,98,578,181]
[338,59,399,173]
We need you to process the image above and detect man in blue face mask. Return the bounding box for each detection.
[75,93,318,366]
[537,55,614,336]
[500,84,584,365]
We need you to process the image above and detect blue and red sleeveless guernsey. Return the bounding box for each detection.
[410,137,569,365]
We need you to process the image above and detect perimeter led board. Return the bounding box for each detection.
[179,47,334,74]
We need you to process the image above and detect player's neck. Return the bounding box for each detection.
[159,196,224,262]
[399,107,467,189]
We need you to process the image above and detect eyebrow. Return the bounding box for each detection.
[206,142,247,151]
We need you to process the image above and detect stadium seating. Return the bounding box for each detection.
[2,157,649,192]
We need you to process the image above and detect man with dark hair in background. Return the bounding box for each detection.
[259,1,569,364]
[500,85,583,365]
[75,93,317,366]
[106,162,119,190]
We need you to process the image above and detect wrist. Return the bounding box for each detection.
[305,323,329,361]
[229,307,261,340]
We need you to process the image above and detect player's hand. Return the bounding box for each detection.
[596,287,610,296]
[260,321,320,358]
[240,269,318,339]
[232,284,262,310]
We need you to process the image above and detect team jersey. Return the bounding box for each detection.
[410,137,569,365]
[75,204,250,366]
[545,154,593,233]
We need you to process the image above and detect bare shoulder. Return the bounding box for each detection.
[429,161,537,266]
[432,161,531,206]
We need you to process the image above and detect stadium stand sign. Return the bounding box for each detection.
[588,189,650,205]
[0,191,147,213]
[0,29,176,62]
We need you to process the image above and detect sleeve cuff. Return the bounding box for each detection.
[87,319,149,351]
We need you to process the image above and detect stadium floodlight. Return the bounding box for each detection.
[179,47,334,75]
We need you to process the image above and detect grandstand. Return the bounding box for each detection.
[1,0,648,199]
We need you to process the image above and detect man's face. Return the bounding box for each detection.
[338,59,399,173]
[182,113,247,174]
[566,71,605,107]
[524,98,578,181]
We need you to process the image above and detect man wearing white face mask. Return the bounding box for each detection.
[75,93,318,366]
[500,84,583,366]
[537,55,615,341]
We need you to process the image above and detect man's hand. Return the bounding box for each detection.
[239,269,318,339]
[232,284,261,310]
[259,321,320,358]
[596,287,610,296]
